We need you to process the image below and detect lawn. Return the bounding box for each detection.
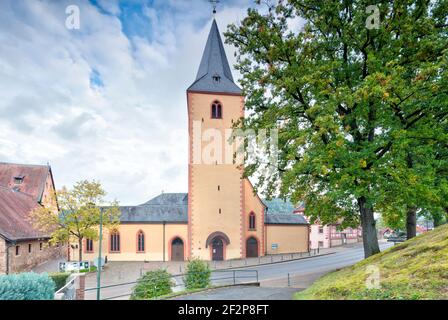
[294,224,448,300]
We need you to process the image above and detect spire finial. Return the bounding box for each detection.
[209,0,219,16]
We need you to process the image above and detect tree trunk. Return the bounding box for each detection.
[78,238,83,262]
[406,207,417,239]
[358,196,380,258]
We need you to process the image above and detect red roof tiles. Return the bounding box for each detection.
[0,186,47,241]
[0,162,50,202]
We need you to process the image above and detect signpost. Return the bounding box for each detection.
[59,261,90,272]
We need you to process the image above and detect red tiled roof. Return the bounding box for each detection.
[0,162,50,202]
[0,186,48,241]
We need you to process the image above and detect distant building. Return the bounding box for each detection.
[291,202,362,249]
[0,162,64,274]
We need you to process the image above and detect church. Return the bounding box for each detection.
[74,19,309,262]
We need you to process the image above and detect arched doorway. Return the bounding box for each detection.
[211,238,224,261]
[171,237,184,261]
[246,237,258,258]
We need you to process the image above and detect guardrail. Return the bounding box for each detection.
[54,274,77,300]
[83,269,259,300]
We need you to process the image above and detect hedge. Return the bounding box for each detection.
[0,272,55,300]
[131,269,173,300]
[184,259,211,290]
[49,272,71,291]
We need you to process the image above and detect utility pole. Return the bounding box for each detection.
[96,209,103,300]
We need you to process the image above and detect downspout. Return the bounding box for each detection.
[163,221,166,262]
[264,208,268,255]
[6,240,16,275]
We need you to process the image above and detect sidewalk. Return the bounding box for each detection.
[83,248,336,288]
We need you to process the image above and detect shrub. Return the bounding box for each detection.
[0,272,55,300]
[184,259,211,290]
[131,269,173,300]
[49,272,71,291]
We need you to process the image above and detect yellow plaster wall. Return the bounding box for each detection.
[265,225,309,254]
[74,223,188,262]
[188,92,245,260]
[243,179,265,257]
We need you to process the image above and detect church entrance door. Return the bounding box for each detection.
[211,238,224,261]
[171,237,184,261]
[246,237,258,258]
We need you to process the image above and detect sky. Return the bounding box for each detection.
[0,0,256,205]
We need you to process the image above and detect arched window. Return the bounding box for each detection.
[110,231,120,253]
[137,230,145,253]
[249,212,256,230]
[86,239,94,253]
[211,100,222,119]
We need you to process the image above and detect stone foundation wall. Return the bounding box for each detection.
[6,239,65,274]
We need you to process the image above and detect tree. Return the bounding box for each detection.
[30,180,120,261]
[225,0,448,257]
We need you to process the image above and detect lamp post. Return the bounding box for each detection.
[96,209,103,300]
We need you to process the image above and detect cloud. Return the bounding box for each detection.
[0,0,251,205]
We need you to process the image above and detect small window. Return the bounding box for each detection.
[319,226,324,234]
[86,239,94,253]
[212,74,221,83]
[217,185,220,191]
[219,208,222,214]
[110,232,120,252]
[249,212,256,230]
[39,243,43,251]
[211,101,222,119]
[318,241,324,248]
[137,231,145,253]
[13,175,24,184]
[15,245,20,256]
[28,243,32,253]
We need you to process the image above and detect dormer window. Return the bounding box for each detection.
[212,74,221,83]
[211,100,222,119]
[13,175,24,184]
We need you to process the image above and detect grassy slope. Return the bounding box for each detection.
[295,224,448,300]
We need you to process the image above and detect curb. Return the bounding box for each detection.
[211,252,336,271]
[159,282,261,300]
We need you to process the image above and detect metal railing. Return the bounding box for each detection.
[83,269,259,300]
[54,274,77,300]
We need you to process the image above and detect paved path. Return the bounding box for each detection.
[171,286,297,300]
[88,242,392,300]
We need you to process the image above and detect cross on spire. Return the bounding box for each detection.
[209,0,220,15]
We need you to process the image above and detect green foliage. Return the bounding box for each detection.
[184,259,211,290]
[225,0,448,257]
[295,224,448,300]
[30,180,121,261]
[0,272,55,300]
[49,272,71,291]
[131,269,174,300]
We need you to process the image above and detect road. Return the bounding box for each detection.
[85,242,392,300]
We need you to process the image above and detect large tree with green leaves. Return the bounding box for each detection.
[226,0,448,257]
[31,180,120,261]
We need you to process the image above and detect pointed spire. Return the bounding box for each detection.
[187,19,241,95]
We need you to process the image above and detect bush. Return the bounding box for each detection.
[0,272,55,300]
[131,269,173,300]
[184,259,211,290]
[49,272,71,291]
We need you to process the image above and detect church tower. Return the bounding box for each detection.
[187,19,246,260]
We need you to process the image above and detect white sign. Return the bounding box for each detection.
[271,243,278,250]
[59,261,89,272]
